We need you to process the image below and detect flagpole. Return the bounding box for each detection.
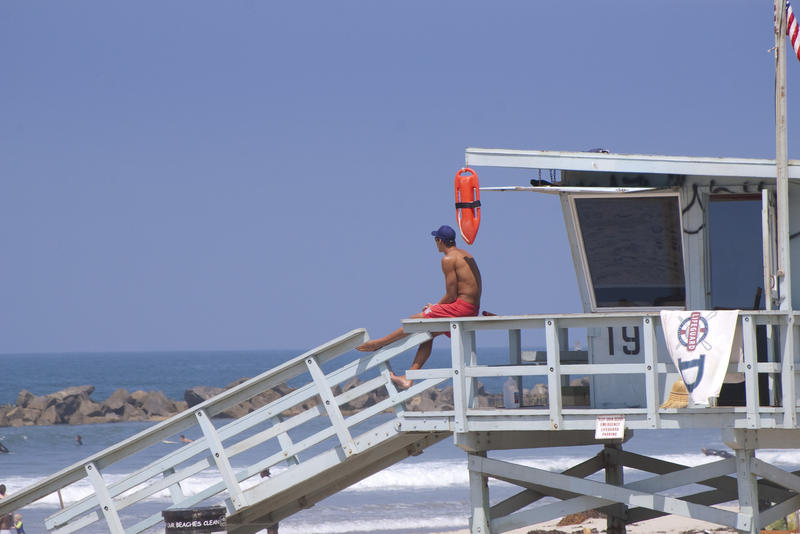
[776,0,792,311]
[775,0,796,429]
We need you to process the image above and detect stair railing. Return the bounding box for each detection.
[0,328,446,534]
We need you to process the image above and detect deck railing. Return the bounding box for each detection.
[403,310,800,433]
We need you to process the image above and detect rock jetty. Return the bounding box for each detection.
[0,386,188,427]
[0,378,586,427]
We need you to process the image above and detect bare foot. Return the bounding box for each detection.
[356,340,386,352]
[390,372,413,390]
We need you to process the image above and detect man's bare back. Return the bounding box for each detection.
[441,246,481,308]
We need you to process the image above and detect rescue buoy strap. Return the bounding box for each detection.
[455,201,481,209]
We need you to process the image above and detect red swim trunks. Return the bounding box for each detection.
[423,298,479,318]
[423,299,479,336]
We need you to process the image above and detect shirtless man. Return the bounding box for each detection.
[356,225,482,389]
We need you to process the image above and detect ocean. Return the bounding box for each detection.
[3,349,800,534]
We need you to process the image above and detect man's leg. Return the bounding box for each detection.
[410,339,434,369]
[355,327,406,352]
[356,312,426,352]
[390,334,443,389]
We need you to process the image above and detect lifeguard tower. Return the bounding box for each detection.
[3,150,800,534]
[2,3,800,533]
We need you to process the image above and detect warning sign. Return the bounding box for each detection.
[595,415,625,440]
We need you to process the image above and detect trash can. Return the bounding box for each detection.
[162,506,227,533]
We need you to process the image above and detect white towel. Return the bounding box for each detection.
[660,310,740,406]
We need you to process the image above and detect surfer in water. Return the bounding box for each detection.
[702,447,733,459]
[357,225,482,389]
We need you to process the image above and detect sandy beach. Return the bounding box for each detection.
[435,508,744,534]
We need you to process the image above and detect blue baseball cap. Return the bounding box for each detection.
[431,225,456,242]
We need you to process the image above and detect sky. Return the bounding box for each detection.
[2,1,799,353]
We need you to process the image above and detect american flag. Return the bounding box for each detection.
[788,0,800,63]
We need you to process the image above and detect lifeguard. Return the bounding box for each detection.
[356,225,482,389]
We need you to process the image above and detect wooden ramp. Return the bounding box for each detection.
[226,423,448,534]
[0,328,450,534]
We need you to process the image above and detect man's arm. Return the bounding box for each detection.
[436,256,459,304]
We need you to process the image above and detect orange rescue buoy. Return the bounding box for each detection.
[454,167,481,245]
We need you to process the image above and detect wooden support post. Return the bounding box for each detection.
[742,316,760,428]
[466,329,478,408]
[775,0,792,313]
[642,316,659,428]
[545,319,563,430]
[469,452,491,534]
[452,322,469,433]
[603,444,627,534]
[558,327,570,387]
[736,447,760,534]
[509,329,523,406]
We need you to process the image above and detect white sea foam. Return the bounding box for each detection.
[16,471,233,508]
[14,449,800,511]
[279,515,468,534]
[345,460,469,491]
